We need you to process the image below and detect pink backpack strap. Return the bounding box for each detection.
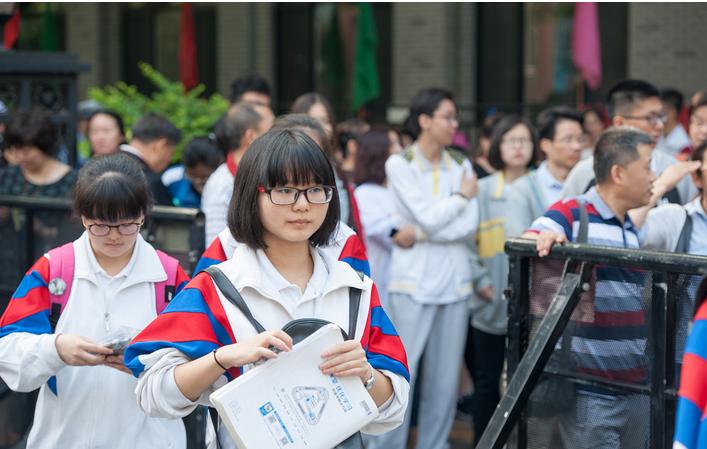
[155,250,179,314]
[47,243,75,324]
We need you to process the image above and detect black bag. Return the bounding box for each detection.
[206,266,366,449]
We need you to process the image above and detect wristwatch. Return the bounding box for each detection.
[363,363,376,390]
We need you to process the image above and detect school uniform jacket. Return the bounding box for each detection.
[194,222,371,277]
[0,233,190,449]
[125,244,410,448]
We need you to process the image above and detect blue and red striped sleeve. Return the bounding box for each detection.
[174,264,190,295]
[0,256,52,338]
[193,237,228,275]
[527,199,579,239]
[124,272,240,380]
[675,299,707,449]
[338,234,370,277]
[360,284,409,381]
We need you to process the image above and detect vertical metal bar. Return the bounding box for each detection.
[664,272,679,448]
[479,260,589,449]
[506,255,530,449]
[650,272,668,449]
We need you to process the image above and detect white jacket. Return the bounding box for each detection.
[385,145,479,304]
[0,233,186,449]
[130,244,410,449]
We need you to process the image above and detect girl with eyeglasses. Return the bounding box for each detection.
[125,128,410,448]
[0,153,190,449]
[466,114,539,445]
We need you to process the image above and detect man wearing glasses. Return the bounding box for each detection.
[563,79,697,205]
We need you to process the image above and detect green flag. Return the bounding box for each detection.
[351,3,380,113]
[40,4,59,52]
[321,5,345,96]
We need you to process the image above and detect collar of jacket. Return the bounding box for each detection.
[216,242,366,302]
[73,232,168,291]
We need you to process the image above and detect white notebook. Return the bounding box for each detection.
[209,324,379,449]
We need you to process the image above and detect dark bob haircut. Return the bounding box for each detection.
[407,87,454,140]
[354,127,391,186]
[593,126,653,185]
[87,110,126,139]
[74,152,151,222]
[5,109,59,156]
[487,114,539,171]
[228,128,340,250]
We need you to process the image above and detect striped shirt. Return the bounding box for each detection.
[528,187,648,385]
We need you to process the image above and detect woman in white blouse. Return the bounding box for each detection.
[353,127,411,307]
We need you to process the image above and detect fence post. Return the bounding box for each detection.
[650,271,668,449]
[505,255,530,449]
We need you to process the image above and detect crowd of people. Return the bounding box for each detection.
[0,73,707,449]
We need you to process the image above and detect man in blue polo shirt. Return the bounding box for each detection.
[522,126,656,448]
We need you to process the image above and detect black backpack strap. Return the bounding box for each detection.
[347,272,365,341]
[577,199,589,244]
[205,266,266,334]
[676,209,693,254]
[209,406,222,449]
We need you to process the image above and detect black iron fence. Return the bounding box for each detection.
[479,238,707,449]
[0,194,206,449]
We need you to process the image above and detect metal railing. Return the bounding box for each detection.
[478,238,707,449]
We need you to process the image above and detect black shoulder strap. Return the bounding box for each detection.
[347,271,365,340]
[577,199,589,244]
[676,209,693,254]
[205,266,266,334]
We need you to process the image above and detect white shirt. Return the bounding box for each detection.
[535,161,564,207]
[0,233,185,449]
[133,245,410,449]
[353,183,397,307]
[202,163,234,245]
[385,145,478,304]
[656,124,691,156]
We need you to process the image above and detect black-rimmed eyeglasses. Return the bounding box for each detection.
[86,221,143,237]
[258,185,335,205]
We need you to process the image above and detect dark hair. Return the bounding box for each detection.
[661,88,684,113]
[354,127,391,185]
[230,74,271,103]
[606,79,660,118]
[407,87,454,139]
[271,113,329,154]
[183,137,223,169]
[213,102,262,154]
[337,118,369,159]
[593,126,653,184]
[228,129,340,249]
[87,110,125,138]
[487,114,539,171]
[74,153,151,222]
[291,93,336,127]
[131,113,181,146]
[536,106,584,141]
[5,109,58,156]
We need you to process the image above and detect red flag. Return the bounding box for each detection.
[3,7,20,50]
[572,2,602,90]
[179,3,198,90]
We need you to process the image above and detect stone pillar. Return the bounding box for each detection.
[216,3,275,100]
